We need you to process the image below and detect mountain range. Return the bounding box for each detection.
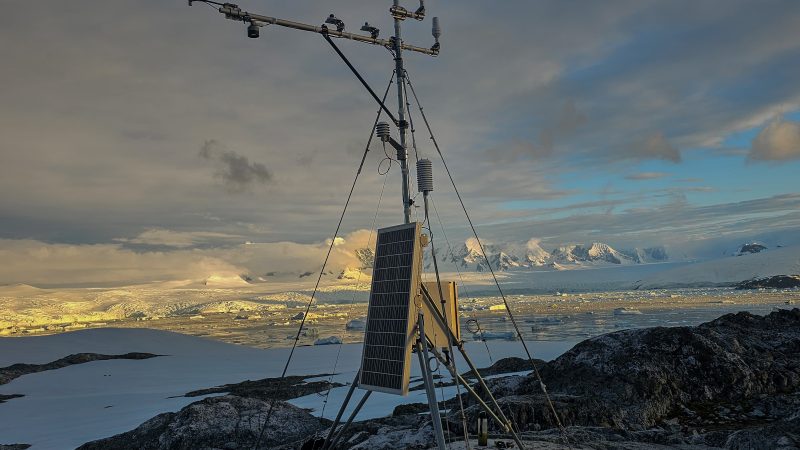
[408,238,670,272]
[442,239,668,272]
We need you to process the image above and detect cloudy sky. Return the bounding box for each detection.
[1,1,799,285]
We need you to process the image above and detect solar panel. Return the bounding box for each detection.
[359,222,422,395]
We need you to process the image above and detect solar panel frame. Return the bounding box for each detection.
[421,281,460,348]
[358,222,422,395]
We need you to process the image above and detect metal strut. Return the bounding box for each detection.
[322,33,399,126]
[419,286,527,450]
[325,390,372,450]
[320,371,361,450]
[189,1,439,56]
[417,312,448,450]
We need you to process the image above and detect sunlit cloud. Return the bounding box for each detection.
[749,116,800,161]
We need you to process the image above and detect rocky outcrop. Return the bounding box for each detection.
[77,395,327,450]
[0,352,159,385]
[735,275,800,290]
[496,308,800,434]
[738,243,768,255]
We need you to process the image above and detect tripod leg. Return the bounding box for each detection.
[416,337,448,450]
[326,390,371,450]
[321,370,360,450]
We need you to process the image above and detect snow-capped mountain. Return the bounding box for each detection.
[551,242,634,265]
[415,238,669,272]
[424,237,552,272]
[628,246,670,263]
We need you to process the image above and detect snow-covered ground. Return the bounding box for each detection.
[0,245,797,447]
[2,245,797,338]
[636,244,800,288]
[0,328,577,449]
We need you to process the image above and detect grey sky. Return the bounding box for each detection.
[1,1,799,284]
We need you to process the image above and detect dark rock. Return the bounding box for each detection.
[392,402,429,416]
[509,308,800,431]
[735,275,800,290]
[0,352,159,385]
[738,243,767,255]
[462,357,543,379]
[184,374,342,402]
[310,414,438,450]
[0,445,31,450]
[723,414,800,449]
[77,395,327,450]
[0,394,24,404]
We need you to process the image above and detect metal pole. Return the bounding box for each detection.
[321,371,361,450]
[326,390,372,450]
[393,0,412,224]
[196,2,439,56]
[417,313,448,450]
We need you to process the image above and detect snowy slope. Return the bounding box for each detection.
[551,242,636,265]
[0,328,575,449]
[636,245,800,289]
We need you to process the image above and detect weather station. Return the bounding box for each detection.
[187,2,568,449]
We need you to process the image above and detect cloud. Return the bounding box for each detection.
[487,100,587,161]
[625,172,668,181]
[114,228,243,249]
[0,239,244,287]
[490,193,800,250]
[539,100,587,152]
[199,140,272,193]
[0,0,799,247]
[749,116,800,161]
[0,229,379,286]
[628,133,681,163]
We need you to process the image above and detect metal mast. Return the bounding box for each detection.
[391,0,412,224]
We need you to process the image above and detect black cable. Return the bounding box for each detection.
[200,1,219,12]
[378,157,393,175]
[251,73,395,450]
[404,71,571,448]
[382,141,397,162]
